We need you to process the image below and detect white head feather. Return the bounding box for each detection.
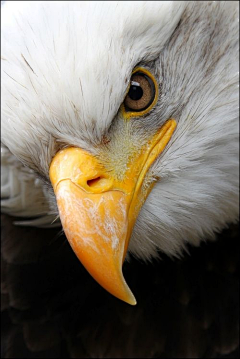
[1,1,239,260]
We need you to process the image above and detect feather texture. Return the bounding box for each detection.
[1,145,59,227]
[1,1,239,260]
[1,3,239,356]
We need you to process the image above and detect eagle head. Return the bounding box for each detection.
[1,1,239,304]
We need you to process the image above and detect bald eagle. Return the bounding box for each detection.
[1,0,239,310]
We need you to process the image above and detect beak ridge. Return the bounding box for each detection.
[55,179,137,305]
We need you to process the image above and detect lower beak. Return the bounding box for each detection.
[49,119,176,305]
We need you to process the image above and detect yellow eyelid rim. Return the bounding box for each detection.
[121,67,159,120]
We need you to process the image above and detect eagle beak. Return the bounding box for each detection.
[49,119,176,305]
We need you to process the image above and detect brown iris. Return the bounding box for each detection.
[124,72,156,112]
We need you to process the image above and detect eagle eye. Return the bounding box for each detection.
[123,68,158,118]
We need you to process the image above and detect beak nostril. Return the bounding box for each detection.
[87,177,102,187]
[86,175,113,191]
[85,175,112,191]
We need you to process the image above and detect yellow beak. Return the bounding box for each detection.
[49,119,176,305]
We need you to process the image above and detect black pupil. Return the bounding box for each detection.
[128,84,143,101]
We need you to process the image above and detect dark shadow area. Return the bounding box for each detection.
[1,214,239,358]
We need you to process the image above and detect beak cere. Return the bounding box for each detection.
[49,119,176,305]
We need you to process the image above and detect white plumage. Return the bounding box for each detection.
[1,0,239,265]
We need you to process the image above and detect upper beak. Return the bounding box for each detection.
[49,119,176,305]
